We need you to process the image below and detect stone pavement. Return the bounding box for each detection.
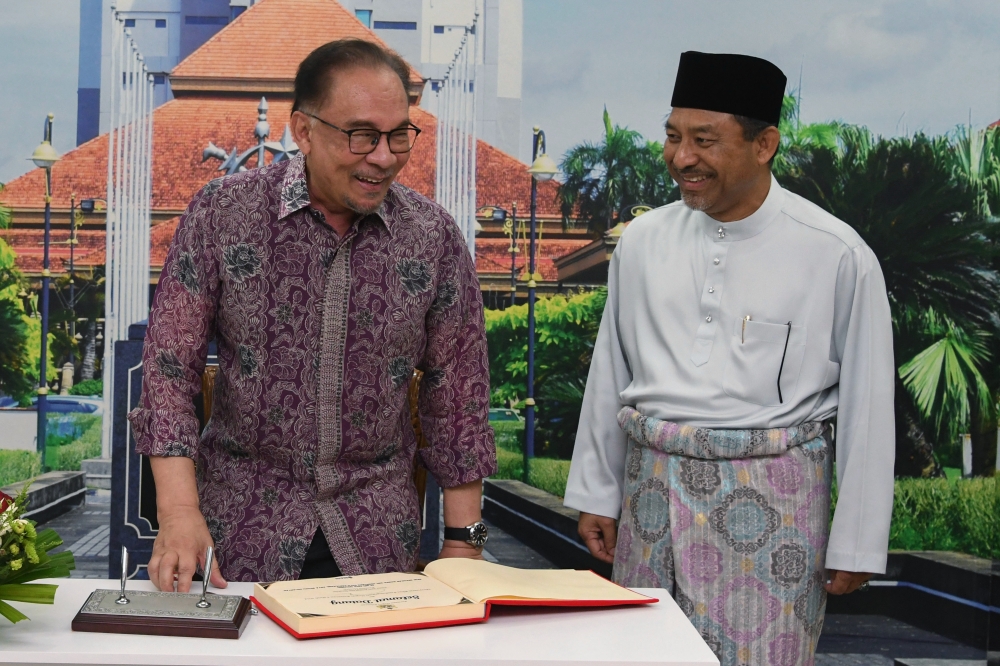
[37,496,988,663]
[44,488,110,579]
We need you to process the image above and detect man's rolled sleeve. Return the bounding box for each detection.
[417,221,497,488]
[127,185,220,460]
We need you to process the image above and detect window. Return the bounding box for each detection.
[373,21,417,30]
[431,81,441,91]
[124,18,135,27]
[155,18,166,28]
[153,74,165,84]
[184,15,228,25]
[355,9,372,28]
[433,25,444,34]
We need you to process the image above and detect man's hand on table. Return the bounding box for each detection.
[578,512,617,564]
[824,570,872,595]
[148,505,228,593]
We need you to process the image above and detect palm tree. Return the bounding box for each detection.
[779,131,1000,476]
[773,93,846,178]
[946,125,1000,218]
[558,107,675,235]
[898,309,992,440]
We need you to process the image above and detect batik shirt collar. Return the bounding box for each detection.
[278,152,394,236]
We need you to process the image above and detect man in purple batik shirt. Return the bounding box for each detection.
[128,39,497,592]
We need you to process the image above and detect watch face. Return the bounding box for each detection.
[468,521,489,548]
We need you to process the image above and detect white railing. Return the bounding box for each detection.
[434,10,480,259]
[101,8,154,459]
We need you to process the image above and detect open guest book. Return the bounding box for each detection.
[251,559,657,639]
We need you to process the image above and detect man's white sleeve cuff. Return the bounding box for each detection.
[563,490,622,520]
[824,550,888,575]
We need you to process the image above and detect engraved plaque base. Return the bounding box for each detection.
[72,588,252,639]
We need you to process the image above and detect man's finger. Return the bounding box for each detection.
[210,558,229,589]
[599,520,617,557]
[147,553,162,591]
[157,551,179,593]
[176,552,198,594]
[582,533,614,563]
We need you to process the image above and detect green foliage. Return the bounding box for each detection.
[558,107,677,234]
[69,379,102,397]
[773,93,847,178]
[898,309,992,441]
[45,415,102,472]
[20,315,57,388]
[946,125,1000,218]
[0,237,32,404]
[491,420,524,453]
[492,447,572,498]
[485,289,606,458]
[0,451,41,488]
[888,477,1000,559]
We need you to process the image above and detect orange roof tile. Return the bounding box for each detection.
[475,238,592,282]
[170,0,423,93]
[151,217,179,267]
[0,99,561,218]
[0,229,107,275]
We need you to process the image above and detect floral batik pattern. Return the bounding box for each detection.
[613,407,832,666]
[129,152,496,582]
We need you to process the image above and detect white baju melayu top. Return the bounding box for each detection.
[564,176,896,574]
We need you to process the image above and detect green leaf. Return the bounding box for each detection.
[0,598,29,624]
[0,583,58,604]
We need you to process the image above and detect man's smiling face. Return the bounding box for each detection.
[296,65,411,217]
[663,108,770,220]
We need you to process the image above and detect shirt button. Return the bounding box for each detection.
[708,287,715,293]
[713,258,720,265]
[705,316,712,322]
[717,227,726,239]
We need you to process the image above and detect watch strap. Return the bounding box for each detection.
[443,526,471,542]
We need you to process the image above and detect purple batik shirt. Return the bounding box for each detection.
[128,153,496,582]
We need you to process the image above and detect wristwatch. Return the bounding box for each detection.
[444,521,489,548]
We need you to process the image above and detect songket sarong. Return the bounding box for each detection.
[613,407,833,666]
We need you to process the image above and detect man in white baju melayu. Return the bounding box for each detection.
[564,52,895,666]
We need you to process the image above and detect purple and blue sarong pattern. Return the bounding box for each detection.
[613,406,832,666]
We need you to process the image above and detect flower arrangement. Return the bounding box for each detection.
[0,486,75,623]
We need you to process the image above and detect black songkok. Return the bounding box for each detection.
[670,52,787,126]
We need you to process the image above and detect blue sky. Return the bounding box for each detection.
[2,1,999,182]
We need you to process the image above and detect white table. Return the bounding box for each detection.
[0,579,719,666]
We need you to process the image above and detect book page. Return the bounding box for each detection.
[423,559,650,604]
[262,572,467,617]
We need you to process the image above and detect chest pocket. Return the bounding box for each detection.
[723,319,806,407]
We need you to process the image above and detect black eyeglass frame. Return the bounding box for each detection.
[303,112,422,154]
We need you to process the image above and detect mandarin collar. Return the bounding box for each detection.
[699,174,783,243]
[277,152,395,237]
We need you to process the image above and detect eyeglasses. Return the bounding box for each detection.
[304,113,421,154]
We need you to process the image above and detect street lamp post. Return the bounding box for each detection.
[509,203,518,308]
[68,195,77,363]
[30,114,61,468]
[524,127,560,482]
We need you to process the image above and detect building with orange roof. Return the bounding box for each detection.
[3,0,596,309]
